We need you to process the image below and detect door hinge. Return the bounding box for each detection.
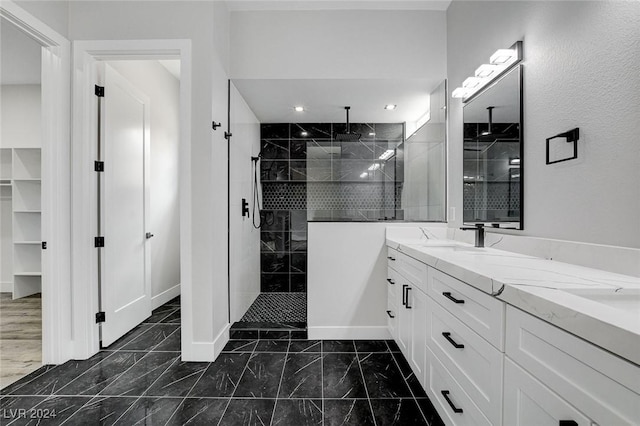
[224,131,232,140]
[94,161,104,172]
[95,85,104,97]
[95,236,105,247]
[212,121,221,130]
[95,311,106,323]
[42,241,47,250]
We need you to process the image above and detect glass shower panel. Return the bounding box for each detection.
[400,80,447,221]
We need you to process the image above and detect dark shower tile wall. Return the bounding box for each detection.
[259,123,404,293]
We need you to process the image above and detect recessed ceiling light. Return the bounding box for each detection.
[369,132,376,136]
[360,172,368,178]
[379,150,395,160]
[384,104,397,110]
[294,106,304,112]
[301,131,308,137]
[368,163,381,171]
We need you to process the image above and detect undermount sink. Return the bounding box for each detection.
[562,288,640,315]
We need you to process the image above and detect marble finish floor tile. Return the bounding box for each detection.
[1,299,443,426]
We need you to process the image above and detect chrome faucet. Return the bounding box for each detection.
[460,224,485,248]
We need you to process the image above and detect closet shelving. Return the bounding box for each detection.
[0,148,42,298]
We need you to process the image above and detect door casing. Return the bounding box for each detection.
[71,39,192,360]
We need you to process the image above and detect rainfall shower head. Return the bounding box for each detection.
[334,106,361,142]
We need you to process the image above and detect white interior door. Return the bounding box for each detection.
[99,63,151,347]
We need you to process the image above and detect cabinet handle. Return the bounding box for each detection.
[442,292,465,304]
[402,285,408,306]
[406,287,412,309]
[386,310,395,319]
[558,421,578,426]
[442,332,464,349]
[387,256,396,261]
[441,390,463,413]
[386,278,395,285]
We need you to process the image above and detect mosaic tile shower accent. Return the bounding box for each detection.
[463,182,521,221]
[239,293,307,323]
[260,123,404,293]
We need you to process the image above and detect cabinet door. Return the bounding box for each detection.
[409,286,427,387]
[397,281,410,356]
[504,358,592,426]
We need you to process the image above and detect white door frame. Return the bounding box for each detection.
[0,1,71,365]
[71,39,192,359]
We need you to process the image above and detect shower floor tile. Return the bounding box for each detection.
[240,292,306,323]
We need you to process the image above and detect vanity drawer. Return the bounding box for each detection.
[427,296,503,426]
[386,267,399,301]
[393,250,428,293]
[504,358,592,426]
[428,267,505,350]
[387,247,400,271]
[425,346,492,426]
[506,306,640,425]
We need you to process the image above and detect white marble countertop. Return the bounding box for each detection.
[386,235,640,366]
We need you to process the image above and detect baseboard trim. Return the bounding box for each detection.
[181,323,230,362]
[152,283,180,309]
[308,326,391,340]
[0,281,13,293]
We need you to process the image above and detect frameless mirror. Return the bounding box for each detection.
[463,65,523,229]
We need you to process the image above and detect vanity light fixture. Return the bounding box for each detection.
[368,163,381,171]
[462,77,482,89]
[475,64,499,78]
[384,104,397,110]
[379,149,395,161]
[294,106,304,112]
[452,41,523,102]
[490,49,516,65]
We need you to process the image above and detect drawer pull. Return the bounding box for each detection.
[442,292,465,304]
[441,390,463,414]
[386,278,395,285]
[402,285,408,306]
[387,256,396,261]
[386,310,395,319]
[558,422,578,426]
[406,287,412,309]
[442,332,464,349]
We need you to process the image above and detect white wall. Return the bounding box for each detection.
[13,0,69,38]
[0,85,41,149]
[308,222,447,339]
[447,1,640,248]
[229,82,260,322]
[230,9,447,79]
[106,60,181,308]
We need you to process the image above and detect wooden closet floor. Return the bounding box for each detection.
[0,292,42,390]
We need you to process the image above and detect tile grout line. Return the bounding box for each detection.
[354,341,378,426]
[59,323,180,424]
[164,359,211,426]
[60,351,181,426]
[321,339,325,426]
[268,337,290,426]
[386,340,431,425]
[216,336,257,426]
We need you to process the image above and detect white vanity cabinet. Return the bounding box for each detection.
[387,248,429,385]
[385,243,640,426]
[505,306,640,426]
